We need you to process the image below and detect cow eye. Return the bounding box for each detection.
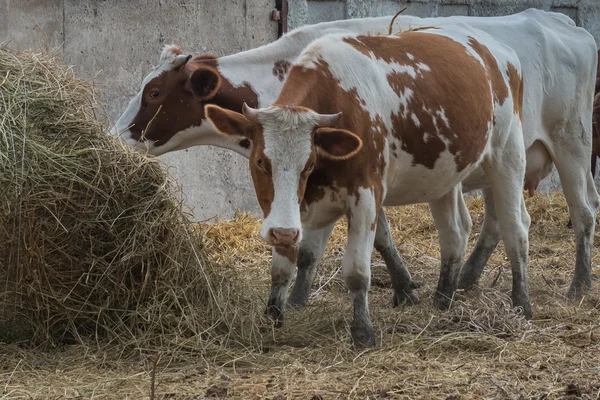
[149,90,160,98]
[256,158,264,169]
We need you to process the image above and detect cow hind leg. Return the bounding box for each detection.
[430,185,472,311]
[288,224,335,308]
[484,129,532,318]
[458,187,501,290]
[553,143,599,299]
[373,210,419,306]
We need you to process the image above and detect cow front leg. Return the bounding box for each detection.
[266,246,298,327]
[458,187,501,290]
[373,210,418,306]
[344,191,378,348]
[429,185,472,311]
[288,224,335,307]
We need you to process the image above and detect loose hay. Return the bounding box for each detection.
[0,46,260,352]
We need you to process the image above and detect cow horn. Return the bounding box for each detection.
[318,112,342,127]
[242,103,260,123]
[173,54,192,67]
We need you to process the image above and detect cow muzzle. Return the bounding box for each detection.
[267,227,300,247]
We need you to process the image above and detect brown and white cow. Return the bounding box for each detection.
[114,10,598,311]
[205,25,529,347]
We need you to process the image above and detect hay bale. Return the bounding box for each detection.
[0,46,228,347]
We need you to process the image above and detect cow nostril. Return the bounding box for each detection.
[270,229,279,241]
[270,228,299,244]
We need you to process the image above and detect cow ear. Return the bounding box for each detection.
[205,105,255,140]
[314,128,362,160]
[190,66,222,100]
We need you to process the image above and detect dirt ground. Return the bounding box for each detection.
[2,193,600,399]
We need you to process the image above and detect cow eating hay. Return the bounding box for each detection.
[0,46,245,348]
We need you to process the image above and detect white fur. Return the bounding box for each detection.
[257,106,320,242]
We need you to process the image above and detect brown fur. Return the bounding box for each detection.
[467,37,509,108]
[275,246,297,264]
[507,62,524,120]
[272,60,292,82]
[205,105,274,218]
[129,55,259,147]
[349,33,497,171]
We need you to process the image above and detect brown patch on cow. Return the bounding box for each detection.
[352,33,494,171]
[248,132,275,218]
[506,62,524,120]
[467,37,509,107]
[129,55,259,149]
[275,245,297,264]
[272,60,292,82]
[343,37,414,65]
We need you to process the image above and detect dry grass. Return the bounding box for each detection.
[2,193,600,399]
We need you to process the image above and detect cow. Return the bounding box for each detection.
[204,25,529,347]
[112,9,598,311]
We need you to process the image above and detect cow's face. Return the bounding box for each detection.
[206,104,362,247]
[112,45,223,155]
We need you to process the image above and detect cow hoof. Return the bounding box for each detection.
[511,295,532,320]
[513,303,532,320]
[265,304,284,328]
[566,282,591,301]
[457,276,479,292]
[287,301,307,309]
[393,290,419,307]
[287,296,309,309]
[433,291,454,311]
[351,325,376,349]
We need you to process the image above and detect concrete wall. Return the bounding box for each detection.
[1,0,277,221]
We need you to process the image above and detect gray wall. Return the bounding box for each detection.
[3,0,600,220]
[1,0,277,221]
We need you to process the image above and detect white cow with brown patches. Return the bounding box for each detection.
[205,25,529,347]
[113,9,598,316]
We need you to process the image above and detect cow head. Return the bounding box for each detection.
[112,45,228,155]
[205,103,362,247]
